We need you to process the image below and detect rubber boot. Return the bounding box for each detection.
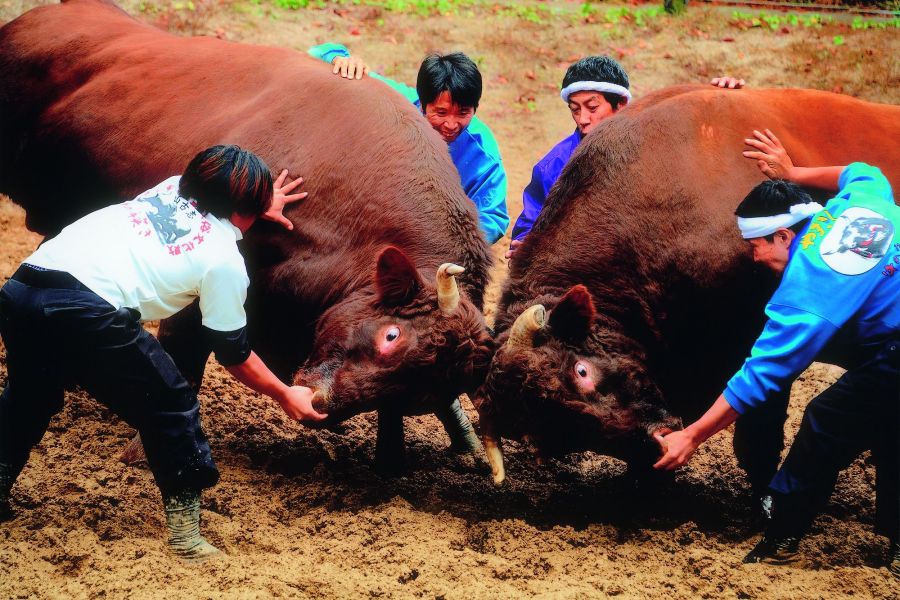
[163,488,221,562]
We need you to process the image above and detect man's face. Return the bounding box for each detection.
[423,90,475,143]
[747,230,793,275]
[568,91,618,136]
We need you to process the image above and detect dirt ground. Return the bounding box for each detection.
[1,1,899,598]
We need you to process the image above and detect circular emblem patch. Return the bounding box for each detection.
[819,207,894,275]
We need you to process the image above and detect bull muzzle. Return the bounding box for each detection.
[311,388,330,412]
[436,263,464,315]
[507,304,546,348]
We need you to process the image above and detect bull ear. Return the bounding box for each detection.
[548,284,595,342]
[375,246,423,306]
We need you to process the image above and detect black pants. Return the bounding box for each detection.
[733,388,791,496]
[0,266,218,494]
[769,338,900,541]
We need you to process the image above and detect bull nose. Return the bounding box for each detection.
[311,388,329,411]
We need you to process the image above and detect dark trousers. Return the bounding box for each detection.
[0,268,218,494]
[733,388,791,496]
[769,338,900,541]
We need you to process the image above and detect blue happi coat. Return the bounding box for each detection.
[725,163,900,413]
[308,43,509,244]
[511,130,581,242]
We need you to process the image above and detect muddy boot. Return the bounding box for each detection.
[888,540,899,580]
[0,461,22,522]
[163,488,221,563]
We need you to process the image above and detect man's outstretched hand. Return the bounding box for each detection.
[263,169,307,231]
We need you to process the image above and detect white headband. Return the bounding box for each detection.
[736,202,824,239]
[560,81,632,104]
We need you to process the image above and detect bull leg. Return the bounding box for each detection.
[375,407,406,476]
[435,397,482,454]
[120,301,212,467]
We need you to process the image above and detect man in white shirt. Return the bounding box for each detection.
[0,145,325,562]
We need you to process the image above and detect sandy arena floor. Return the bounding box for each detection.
[1,0,899,597]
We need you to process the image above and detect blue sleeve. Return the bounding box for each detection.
[467,155,509,244]
[368,72,421,104]
[307,43,350,64]
[723,304,838,414]
[512,163,548,241]
[838,162,893,204]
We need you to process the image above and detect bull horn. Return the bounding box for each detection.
[478,410,506,485]
[436,263,464,315]
[482,433,506,486]
[507,304,546,348]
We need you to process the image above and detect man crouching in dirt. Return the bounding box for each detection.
[654,130,899,579]
[0,145,327,562]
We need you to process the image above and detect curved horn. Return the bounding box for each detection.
[436,263,464,315]
[507,304,546,348]
[479,413,506,486]
[484,436,505,486]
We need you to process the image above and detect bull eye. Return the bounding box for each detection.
[575,361,589,378]
[376,325,403,356]
[573,360,596,393]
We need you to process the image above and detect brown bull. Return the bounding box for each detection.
[476,86,900,485]
[0,0,495,470]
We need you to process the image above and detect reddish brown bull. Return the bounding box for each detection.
[475,86,900,486]
[0,0,494,470]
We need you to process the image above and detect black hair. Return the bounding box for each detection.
[562,55,630,110]
[735,179,814,239]
[179,145,273,218]
[416,52,482,110]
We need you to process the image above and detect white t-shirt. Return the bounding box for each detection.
[26,176,249,331]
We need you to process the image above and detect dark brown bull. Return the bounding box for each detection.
[0,0,494,470]
[476,86,900,484]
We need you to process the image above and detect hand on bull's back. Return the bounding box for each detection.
[709,76,746,89]
[742,129,795,181]
[262,169,308,231]
[332,55,370,80]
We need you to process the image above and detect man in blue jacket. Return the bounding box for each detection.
[654,130,899,577]
[507,55,743,257]
[309,43,509,244]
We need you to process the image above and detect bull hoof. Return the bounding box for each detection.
[373,442,407,478]
[374,460,406,478]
